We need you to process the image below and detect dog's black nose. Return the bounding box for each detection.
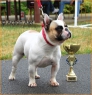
[69,32,71,38]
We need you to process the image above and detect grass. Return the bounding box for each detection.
[61,27,92,55]
[0,24,92,60]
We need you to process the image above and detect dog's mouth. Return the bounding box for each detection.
[55,34,70,42]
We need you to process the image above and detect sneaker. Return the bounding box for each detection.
[52,8,59,14]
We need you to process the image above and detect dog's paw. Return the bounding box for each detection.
[50,80,59,87]
[28,83,37,87]
[9,74,15,80]
[35,75,40,79]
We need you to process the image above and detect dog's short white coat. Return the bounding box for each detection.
[9,13,71,87]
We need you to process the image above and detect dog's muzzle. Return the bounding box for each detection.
[65,27,71,38]
[56,27,71,41]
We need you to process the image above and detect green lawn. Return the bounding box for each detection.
[0,24,92,60]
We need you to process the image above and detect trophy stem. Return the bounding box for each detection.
[66,66,77,81]
[68,66,76,76]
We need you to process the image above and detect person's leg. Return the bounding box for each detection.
[77,1,82,17]
[53,1,60,8]
[49,1,59,14]
[42,1,50,15]
[41,1,50,15]
[49,1,54,12]
[41,1,59,15]
[59,1,70,14]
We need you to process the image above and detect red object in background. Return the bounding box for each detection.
[36,0,42,8]
[21,11,24,20]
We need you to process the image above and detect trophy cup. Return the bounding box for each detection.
[63,44,80,81]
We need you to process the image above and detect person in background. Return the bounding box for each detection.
[53,0,60,9]
[41,0,59,15]
[59,0,83,19]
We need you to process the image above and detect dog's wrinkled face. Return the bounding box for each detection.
[43,13,71,45]
[55,22,71,40]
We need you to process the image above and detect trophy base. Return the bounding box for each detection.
[66,75,77,81]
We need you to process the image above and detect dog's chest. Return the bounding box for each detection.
[37,56,55,67]
[36,47,58,68]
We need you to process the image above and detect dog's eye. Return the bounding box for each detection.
[65,27,70,33]
[55,26,63,33]
[64,24,68,27]
[65,28,68,31]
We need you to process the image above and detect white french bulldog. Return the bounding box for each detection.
[9,13,71,87]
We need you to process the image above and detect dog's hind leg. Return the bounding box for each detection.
[35,68,40,79]
[9,53,23,80]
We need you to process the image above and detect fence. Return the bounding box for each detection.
[0,0,92,26]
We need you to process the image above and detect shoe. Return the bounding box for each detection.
[52,8,59,14]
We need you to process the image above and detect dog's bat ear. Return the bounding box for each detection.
[57,13,64,20]
[43,14,52,31]
[43,14,51,25]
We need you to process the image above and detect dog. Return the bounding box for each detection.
[9,13,71,87]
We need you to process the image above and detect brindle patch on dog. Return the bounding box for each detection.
[29,30,38,33]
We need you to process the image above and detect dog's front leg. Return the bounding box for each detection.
[50,63,59,86]
[28,64,37,87]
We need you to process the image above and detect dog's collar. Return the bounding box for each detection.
[42,28,54,46]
